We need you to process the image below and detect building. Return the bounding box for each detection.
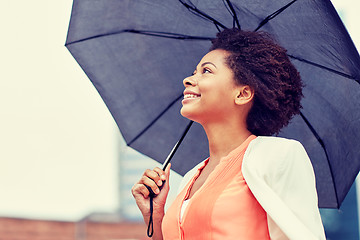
[118,146,156,221]
[0,215,147,240]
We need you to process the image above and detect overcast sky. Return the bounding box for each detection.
[0,0,121,220]
[0,0,359,221]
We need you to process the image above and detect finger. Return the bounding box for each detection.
[153,167,167,184]
[132,183,150,198]
[141,175,160,195]
[144,169,163,187]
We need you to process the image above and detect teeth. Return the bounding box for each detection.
[184,94,200,99]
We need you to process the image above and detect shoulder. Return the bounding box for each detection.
[246,136,306,160]
[248,136,304,153]
[244,136,311,178]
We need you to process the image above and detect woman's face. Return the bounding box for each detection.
[181,49,241,123]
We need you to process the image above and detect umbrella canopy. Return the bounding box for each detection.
[65,0,360,208]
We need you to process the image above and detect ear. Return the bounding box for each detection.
[234,85,254,106]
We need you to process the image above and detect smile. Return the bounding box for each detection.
[184,94,201,99]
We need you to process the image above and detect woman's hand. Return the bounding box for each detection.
[131,164,171,223]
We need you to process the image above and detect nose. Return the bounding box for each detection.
[183,75,197,87]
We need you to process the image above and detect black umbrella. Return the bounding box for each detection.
[65,0,360,209]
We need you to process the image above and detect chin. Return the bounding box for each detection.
[180,107,189,118]
[180,108,203,124]
[181,107,195,120]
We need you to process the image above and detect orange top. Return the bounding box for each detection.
[162,135,270,239]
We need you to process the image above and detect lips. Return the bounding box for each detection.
[183,90,201,100]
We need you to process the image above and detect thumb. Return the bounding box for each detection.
[163,163,171,189]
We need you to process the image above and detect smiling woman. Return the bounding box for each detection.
[181,49,245,125]
[132,28,326,240]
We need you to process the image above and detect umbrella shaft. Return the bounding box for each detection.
[162,121,194,170]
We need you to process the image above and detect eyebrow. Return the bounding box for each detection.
[201,62,217,69]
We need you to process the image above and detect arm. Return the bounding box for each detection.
[131,164,171,240]
[243,137,326,240]
[266,140,325,240]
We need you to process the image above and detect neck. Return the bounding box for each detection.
[202,118,252,165]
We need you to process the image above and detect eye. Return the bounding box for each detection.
[202,67,212,74]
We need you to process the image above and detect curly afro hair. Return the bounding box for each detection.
[210,28,303,136]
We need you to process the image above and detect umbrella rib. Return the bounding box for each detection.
[223,0,241,29]
[178,0,228,30]
[65,30,213,45]
[288,54,360,82]
[254,0,298,32]
[127,94,184,146]
[300,112,340,208]
[122,29,213,40]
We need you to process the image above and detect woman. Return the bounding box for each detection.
[132,28,325,240]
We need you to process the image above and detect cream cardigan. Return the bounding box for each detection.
[178,136,326,240]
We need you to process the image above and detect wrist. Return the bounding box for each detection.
[142,208,165,224]
[144,208,165,240]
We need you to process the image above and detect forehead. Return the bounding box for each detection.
[198,49,230,66]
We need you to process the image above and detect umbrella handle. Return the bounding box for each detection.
[146,120,193,237]
[147,194,155,237]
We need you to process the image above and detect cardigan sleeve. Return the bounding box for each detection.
[242,137,326,240]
